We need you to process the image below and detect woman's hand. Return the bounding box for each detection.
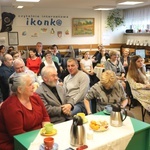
[145,84,150,89]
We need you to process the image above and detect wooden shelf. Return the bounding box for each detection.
[124,33,150,36]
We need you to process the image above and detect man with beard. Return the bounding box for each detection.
[36,66,73,124]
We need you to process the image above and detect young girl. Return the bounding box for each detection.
[126,55,150,112]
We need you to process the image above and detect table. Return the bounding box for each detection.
[14,112,150,150]
[93,66,104,79]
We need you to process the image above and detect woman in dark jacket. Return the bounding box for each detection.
[38,51,61,78]
[120,48,130,76]
[92,45,109,67]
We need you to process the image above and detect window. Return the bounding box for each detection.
[135,49,146,58]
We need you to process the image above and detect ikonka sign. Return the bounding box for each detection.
[16,15,69,27]
[26,18,63,26]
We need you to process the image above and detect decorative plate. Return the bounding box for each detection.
[89,120,109,132]
[40,128,57,136]
[39,143,58,150]
[83,117,88,124]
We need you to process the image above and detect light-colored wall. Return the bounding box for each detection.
[0,7,125,47]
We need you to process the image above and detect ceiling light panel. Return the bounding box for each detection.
[118,1,144,5]
[17,6,24,8]
[93,5,116,10]
[16,0,40,2]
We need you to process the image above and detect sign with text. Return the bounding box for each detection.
[16,14,69,27]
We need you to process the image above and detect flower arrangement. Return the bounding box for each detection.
[107,9,124,31]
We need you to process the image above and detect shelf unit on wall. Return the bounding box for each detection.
[124,33,150,36]
[120,44,150,60]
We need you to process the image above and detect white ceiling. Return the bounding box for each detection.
[0,0,150,10]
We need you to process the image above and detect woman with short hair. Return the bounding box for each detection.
[26,48,41,74]
[0,73,50,150]
[38,51,61,77]
[84,70,128,114]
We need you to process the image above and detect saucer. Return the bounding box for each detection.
[40,128,57,136]
[39,143,58,150]
[83,117,88,124]
[103,109,111,115]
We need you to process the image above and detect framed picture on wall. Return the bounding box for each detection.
[8,32,19,46]
[72,18,94,36]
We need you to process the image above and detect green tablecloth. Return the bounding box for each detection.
[14,112,150,150]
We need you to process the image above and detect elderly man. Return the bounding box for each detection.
[9,58,39,91]
[0,54,14,101]
[63,58,90,115]
[36,66,73,124]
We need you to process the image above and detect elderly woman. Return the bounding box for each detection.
[0,73,50,150]
[104,50,125,81]
[126,55,150,112]
[84,70,128,115]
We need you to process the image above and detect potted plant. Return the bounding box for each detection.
[107,9,124,31]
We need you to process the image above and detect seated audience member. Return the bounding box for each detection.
[36,66,73,124]
[63,58,90,115]
[0,54,14,101]
[7,46,15,54]
[9,58,40,92]
[0,45,6,58]
[38,51,61,78]
[92,45,109,67]
[35,42,45,59]
[51,45,63,72]
[51,44,62,66]
[26,48,41,74]
[104,50,126,83]
[84,70,128,114]
[126,55,150,112]
[0,73,50,150]
[80,51,99,86]
[120,48,130,76]
[10,50,20,60]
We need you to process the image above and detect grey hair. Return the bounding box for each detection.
[11,73,30,93]
[13,58,25,67]
[109,50,120,57]
[41,66,56,79]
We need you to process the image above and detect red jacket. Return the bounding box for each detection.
[0,93,50,150]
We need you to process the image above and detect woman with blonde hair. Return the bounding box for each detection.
[84,70,128,114]
[126,55,150,111]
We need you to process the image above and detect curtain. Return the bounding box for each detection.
[124,6,150,30]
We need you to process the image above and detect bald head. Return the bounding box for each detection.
[13,58,25,73]
[3,54,13,67]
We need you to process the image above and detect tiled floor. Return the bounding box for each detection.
[129,105,150,124]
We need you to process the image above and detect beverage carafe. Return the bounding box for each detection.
[70,115,85,146]
[110,103,127,127]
